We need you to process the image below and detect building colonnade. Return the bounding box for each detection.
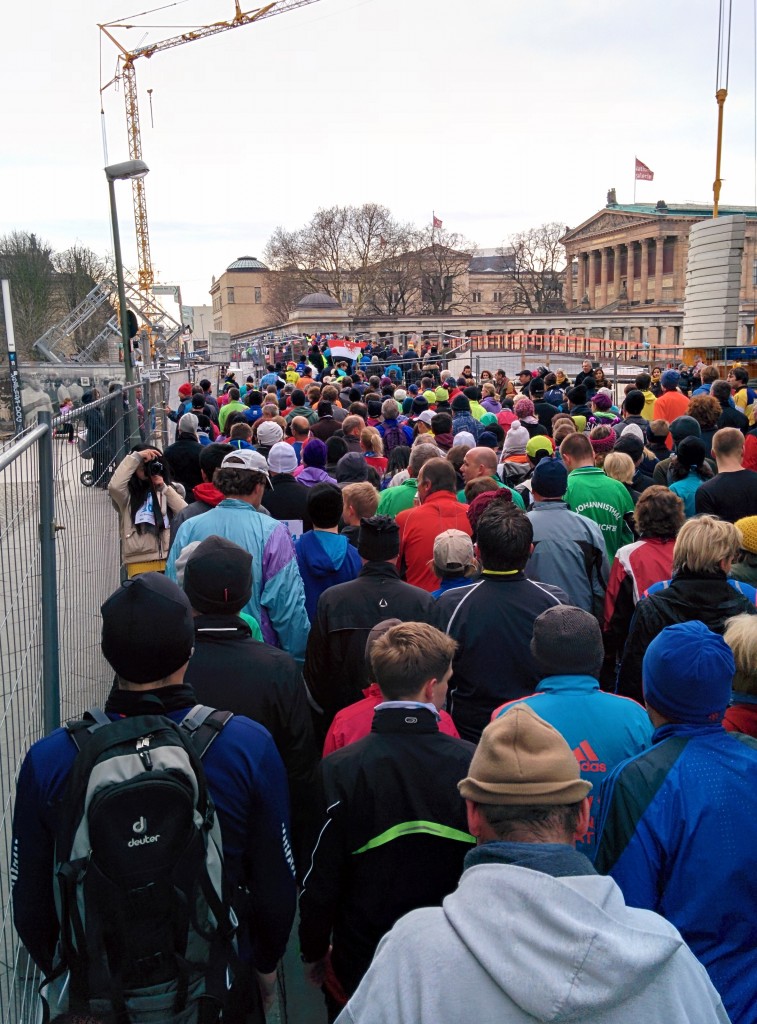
[564,235,677,310]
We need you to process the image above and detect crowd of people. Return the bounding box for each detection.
[11,346,757,1024]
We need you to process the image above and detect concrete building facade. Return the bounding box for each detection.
[561,193,757,344]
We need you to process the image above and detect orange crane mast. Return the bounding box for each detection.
[100,0,323,292]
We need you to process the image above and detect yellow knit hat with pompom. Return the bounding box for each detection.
[735,516,757,554]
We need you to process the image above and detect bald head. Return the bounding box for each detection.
[291,416,310,438]
[461,446,498,484]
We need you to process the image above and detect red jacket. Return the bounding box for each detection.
[743,430,757,472]
[323,684,459,756]
[396,490,472,592]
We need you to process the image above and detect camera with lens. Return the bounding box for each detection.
[145,459,164,477]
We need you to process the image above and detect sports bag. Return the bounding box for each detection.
[45,705,238,1024]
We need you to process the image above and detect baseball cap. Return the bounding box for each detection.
[221,449,272,487]
[432,529,477,578]
[267,441,298,474]
[178,412,199,437]
[416,410,436,426]
[101,574,195,684]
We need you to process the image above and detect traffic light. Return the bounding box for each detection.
[127,309,139,339]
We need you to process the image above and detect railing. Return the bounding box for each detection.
[0,382,176,1023]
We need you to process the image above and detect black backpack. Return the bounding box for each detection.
[47,705,238,1024]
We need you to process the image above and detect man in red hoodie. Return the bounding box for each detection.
[396,458,472,591]
[168,442,232,547]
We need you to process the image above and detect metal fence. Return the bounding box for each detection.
[0,376,184,1023]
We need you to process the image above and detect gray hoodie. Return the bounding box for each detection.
[337,859,728,1024]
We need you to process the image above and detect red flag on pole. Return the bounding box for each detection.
[635,158,654,181]
[432,215,443,229]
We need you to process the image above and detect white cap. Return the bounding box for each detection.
[416,410,435,426]
[220,449,272,487]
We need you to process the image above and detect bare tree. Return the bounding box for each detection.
[497,222,567,314]
[264,270,311,325]
[264,209,477,318]
[0,231,57,355]
[414,225,475,315]
[52,244,111,352]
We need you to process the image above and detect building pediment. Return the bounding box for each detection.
[562,210,658,245]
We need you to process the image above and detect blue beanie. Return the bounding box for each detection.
[643,621,734,724]
[661,369,681,390]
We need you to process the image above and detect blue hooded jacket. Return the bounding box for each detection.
[295,530,362,621]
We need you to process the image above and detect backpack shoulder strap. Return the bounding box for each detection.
[180,705,234,760]
[64,707,112,752]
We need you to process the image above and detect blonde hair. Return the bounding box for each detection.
[481,382,496,398]
[603,452,635,485]
[672,515,742,574]
[370,622,457,700]
[360,426,384,456]
[723,614,757,694]
[342,481,379,520]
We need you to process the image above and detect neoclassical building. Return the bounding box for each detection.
[561,192,757,317]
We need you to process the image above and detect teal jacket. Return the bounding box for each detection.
[167,498,309,661]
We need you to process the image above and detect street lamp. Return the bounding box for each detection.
[104,159,149,447]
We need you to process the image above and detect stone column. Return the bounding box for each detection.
[640,238,649,304]
[564,254,573,309]
[654,238,664,303]
[626,242,635,303]
[587,250,596,306]
[599,248,609,306]
[615,244,625,301]
[577,252,586,303]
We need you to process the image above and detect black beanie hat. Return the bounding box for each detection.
[307,482,344,528]
[451,394,471,413]
[101,574,195,683]
[567,385,587,406]
[367,399,382,418]
[676,435,706,469]
[183,534,253,615]
[411,396,429,415]
[358,515,400,562]
[530,605,603,679]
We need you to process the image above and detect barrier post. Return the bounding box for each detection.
[38,411,61,734]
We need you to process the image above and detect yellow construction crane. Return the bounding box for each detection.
[100,0,323,292]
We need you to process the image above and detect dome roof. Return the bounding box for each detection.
[295,291,341,309]
[226,256,268,272]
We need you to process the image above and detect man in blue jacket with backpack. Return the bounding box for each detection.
[12,573,296,1024]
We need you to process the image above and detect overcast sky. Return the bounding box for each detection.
[3,0,756,306]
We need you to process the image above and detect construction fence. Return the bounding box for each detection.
[0,371,191,1023]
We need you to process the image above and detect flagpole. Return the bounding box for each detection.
[633,159,637,204]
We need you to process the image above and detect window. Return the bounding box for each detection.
[214,318,222,331]
[752,259,757,286]
[212,295,221,313]
[493,291,503,303]
[471,291,482,303]
[341,289,354,304]
[254,287,262,304]
[227,288,235,304]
